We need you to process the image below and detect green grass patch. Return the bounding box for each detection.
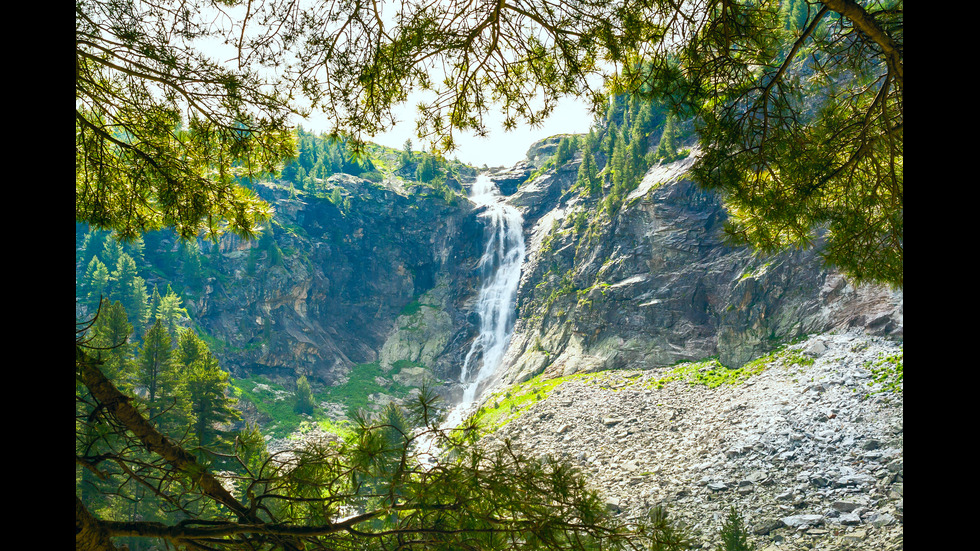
[231,363,419,439]
[230,375,309,439]
[321,362,415,417]
[469,371,606,435]
[467,343,825,435]
[644,347,814,390]
[864,350,903,396]
[399,299,423,317]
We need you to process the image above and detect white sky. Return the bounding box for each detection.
[301,97,596,169]
[195,4,600,169]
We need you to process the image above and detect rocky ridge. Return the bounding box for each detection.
[477,331,903,550]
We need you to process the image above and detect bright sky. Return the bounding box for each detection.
[302,97,597,169]
[196,6,600,169]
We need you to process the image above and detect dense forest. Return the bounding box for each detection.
[77,0,901,549]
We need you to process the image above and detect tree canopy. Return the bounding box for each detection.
[76,0,902,285]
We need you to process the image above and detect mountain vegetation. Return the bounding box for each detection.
[76,0,902,549]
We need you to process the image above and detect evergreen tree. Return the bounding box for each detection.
[136,319,176,419]
[184,349,241,451]
[655,115,679,162]
[298,137,316,171]
[609,129,629,195]
[555,135,577,165]
[154,286,188,337]
[178,240,205,287]
[101,238,123,275]
[111,254,150,334]
[717,506,754,551]
[123,237,146,269]
[293,375,315,415]
[577,148,600,197]
[175,328,209,370]
[399,138,415,169]
[294,165,307,189]
[82,256,111,311]
[86,300,135,386]
[415,153,440,183]
[79,230,105,267]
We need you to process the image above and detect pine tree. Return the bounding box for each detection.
[101,238,123,273]
[82,256,111,311]
[87,300,135,386]
[293,375,315,415]
[399,138,415,169]
[555,135,577,165]
[717,506,754,551]
[655,115,678,162]
[136,319,176,419]
[111,253,150,334]
[415,153,440,182]
[175,329,208,370]
[154,286,188,337]
[184,350,241,451]
[577,148,600,197]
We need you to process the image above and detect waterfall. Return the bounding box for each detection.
[413,173,524,464]
[453,174,526,417]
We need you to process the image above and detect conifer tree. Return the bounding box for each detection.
[175,328,208,370]
[136,319,177,420]
[416,153,440,183]
[101,239,123,274]
[83,256,110,311]
[717,506,754,551]
[154,286,188,337]
[400,138,415,169]
[655,115,679,162]
[86,300,135,386]
[184,350,240,451]
[111,254,150,334]
[293,375,315,415]
[577,148,600,197]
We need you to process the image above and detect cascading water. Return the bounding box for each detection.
[414,173,524,462]
[459,174,526,403]
[442,174,525,427]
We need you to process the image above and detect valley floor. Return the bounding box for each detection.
[478,331,904,550]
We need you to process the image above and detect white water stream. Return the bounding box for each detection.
[442,174,526,428]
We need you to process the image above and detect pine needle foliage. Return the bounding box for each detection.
[77,334,661,550]
[717,506,755,551]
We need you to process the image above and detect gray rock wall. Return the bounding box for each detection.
[495,148,902,390]
[191,179,485,384]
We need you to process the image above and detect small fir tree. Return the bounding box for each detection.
[185,350,241,450]
[294,375,315,415]
[718,506,754,551]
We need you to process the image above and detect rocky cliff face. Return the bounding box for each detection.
[189,139,902,408]
[188,176,486,385]
[489,147,903,395]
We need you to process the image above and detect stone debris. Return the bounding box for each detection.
[478,331,903,550]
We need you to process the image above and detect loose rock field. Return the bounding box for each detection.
[478,331,904,550]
